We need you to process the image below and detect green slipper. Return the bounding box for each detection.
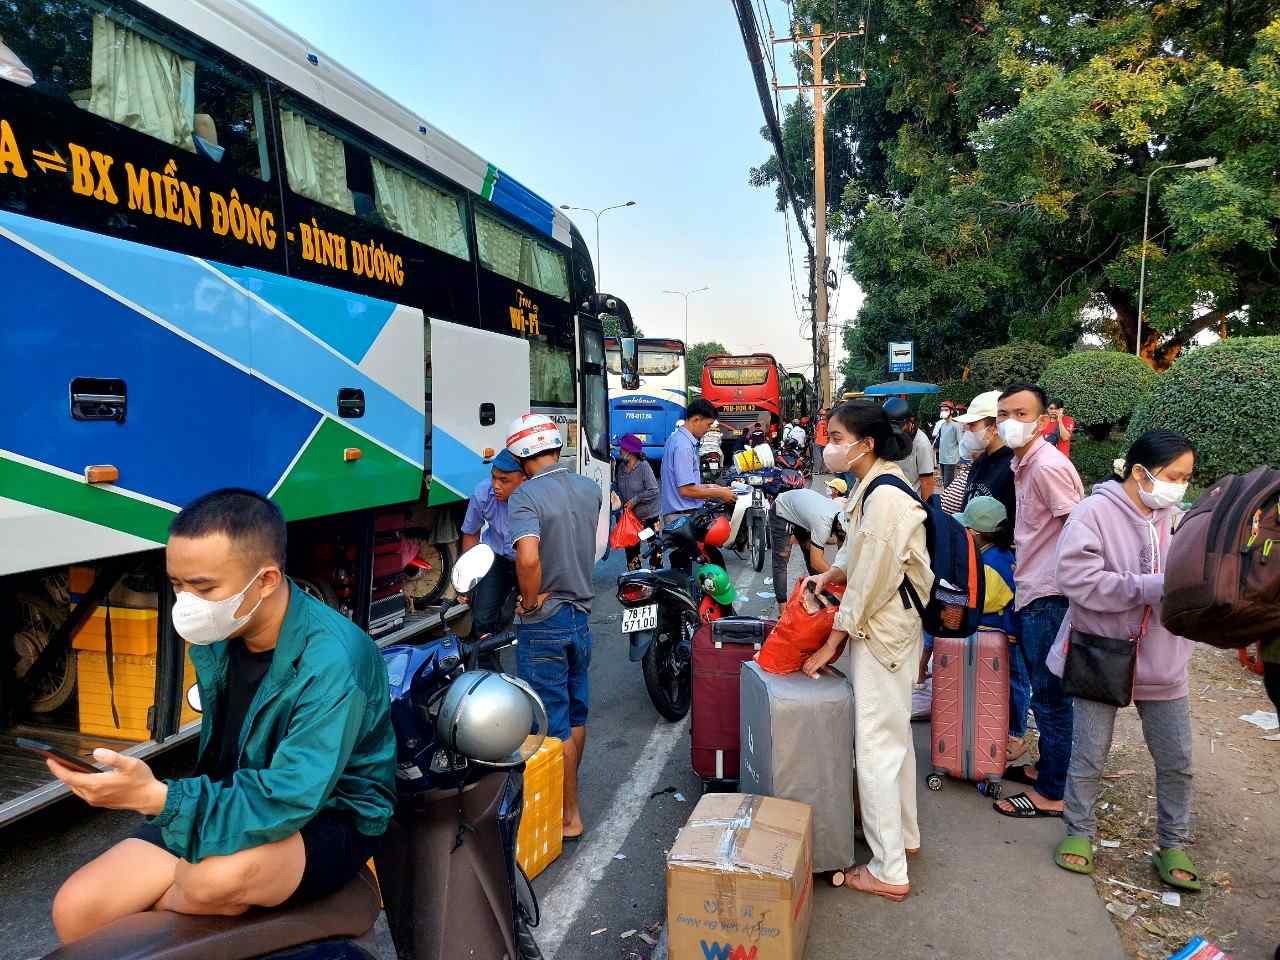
[1054,835,1095,875]
[1151,847,1201,892]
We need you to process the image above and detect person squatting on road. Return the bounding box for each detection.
[48,489,395,943]
[459,448,525,643]
[1046,430,1201,892]
[506,414,601,842]
[614,433,661,570]
[802,401,931,903]
[769,487,845,604]
[992,383,1084,821]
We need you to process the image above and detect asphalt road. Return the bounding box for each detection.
[0,526,1127,960]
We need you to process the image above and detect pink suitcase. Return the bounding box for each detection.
[927,630,1009,793]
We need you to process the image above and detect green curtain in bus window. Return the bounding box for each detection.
[370,157,468,260]
[279,109,355,214]
[89,14,195,151]
[530,243,569,301]
[529,339,575,406]
[475,211,524,281]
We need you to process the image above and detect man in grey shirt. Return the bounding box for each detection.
[896,413,937,499]
[505,414,601,841]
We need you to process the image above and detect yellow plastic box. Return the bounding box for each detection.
[72,607,199,741]
[516,736,564,880]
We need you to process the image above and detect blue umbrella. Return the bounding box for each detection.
[863,380,940,396]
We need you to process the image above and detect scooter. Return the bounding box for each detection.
[45,545,547,960]
[699,448,723,483]
[616,497,749,721]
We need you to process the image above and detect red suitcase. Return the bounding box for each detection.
[927,630,1009,793]
[690,617,774,785]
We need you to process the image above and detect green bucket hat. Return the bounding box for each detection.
[697,563,737,605]
[954,495,1008,534]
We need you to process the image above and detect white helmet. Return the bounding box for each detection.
[506,413,562,458]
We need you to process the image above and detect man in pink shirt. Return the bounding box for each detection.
[992,383,1084,821]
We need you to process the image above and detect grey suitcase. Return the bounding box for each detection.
[739,659,856,873]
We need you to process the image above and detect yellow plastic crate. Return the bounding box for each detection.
[75,648,200,741]
[516,736,564,880]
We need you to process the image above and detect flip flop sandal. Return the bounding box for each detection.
[993,792,1063,819]
[1151,848,1201,892]
[1054,835,1095,875]
[1003,765,1039,787]
[842,865,910,902]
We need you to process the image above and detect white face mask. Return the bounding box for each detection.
[959,428,989,458]
[998,417,1041,450]
[823,438,869,473]
[1137,466,1187,510]
[172,569,267,646]
[940,410,951,419]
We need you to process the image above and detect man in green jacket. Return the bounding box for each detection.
[48,489,396,943]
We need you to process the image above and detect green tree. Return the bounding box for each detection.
[752,1,1280,374]
[600,315,643,339]
[685,341,729,392]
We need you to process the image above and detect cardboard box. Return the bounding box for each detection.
[667,793,813,960]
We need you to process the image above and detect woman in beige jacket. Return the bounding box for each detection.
[804,401,933,902]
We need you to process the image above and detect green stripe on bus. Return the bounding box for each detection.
[0,457,174,543]
[427,475,464,506]
[481,164,498,200]
[272,418,422,519]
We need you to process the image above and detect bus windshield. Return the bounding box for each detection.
[605,347,681,376]
[708,365,769,386]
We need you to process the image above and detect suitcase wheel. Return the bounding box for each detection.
[926,773,944,792]
[830,869,847,888]
[977,780,1002,799]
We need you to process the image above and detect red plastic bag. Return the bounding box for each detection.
[755,579,845,674]
[610,507,644,550]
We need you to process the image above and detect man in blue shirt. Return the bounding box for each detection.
[459,449,525,639]
[660,397,739,523]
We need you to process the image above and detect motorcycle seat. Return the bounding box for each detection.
[43,866,381,960]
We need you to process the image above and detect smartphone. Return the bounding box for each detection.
[15,737,104,774]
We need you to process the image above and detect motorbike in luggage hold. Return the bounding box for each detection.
[43,545,547,960]
[927,630,1010,796]
[616,500,750,721]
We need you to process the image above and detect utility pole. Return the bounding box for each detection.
[773,20,865,409]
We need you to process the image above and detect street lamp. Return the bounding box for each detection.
[1135,157,1217,356]
[662,286,710,346]
[558,200,636,288]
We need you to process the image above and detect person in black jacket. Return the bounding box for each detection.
[954,390,1016,524]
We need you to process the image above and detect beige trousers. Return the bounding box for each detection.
[851,633,921,886]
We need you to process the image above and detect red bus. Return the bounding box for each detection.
[701,353,788,446]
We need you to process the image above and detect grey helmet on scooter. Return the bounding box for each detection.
[436,671,548,767]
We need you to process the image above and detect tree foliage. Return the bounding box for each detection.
[968,340,1060,392]
[601,315,643,339]
[1126,335,1280,483]
[752,1,1280,377]
[685,341,729,392]
[1039,351,1158,439]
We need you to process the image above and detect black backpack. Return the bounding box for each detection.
[859,474,985,638]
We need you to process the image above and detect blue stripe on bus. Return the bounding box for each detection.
[428,425,488,502]
[0,232,321,507]
[490,168,555,238]
[0,213,424,467]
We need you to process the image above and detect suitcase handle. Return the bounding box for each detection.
[712,617,767,644]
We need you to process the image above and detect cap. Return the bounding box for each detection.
[825,477,848,495]
[697,563,737,605]
[955,390,1000,424]
[489,449,522,473]
[619,433,643,455]
[954,495,1008,534]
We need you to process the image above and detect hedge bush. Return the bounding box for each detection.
[1125,336,1280,484]
[1039,351,1159,441]
[1070,433,1127,489]
[918,380,983,424]
[967,341,1059,392]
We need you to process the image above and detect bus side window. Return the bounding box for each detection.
[474,209,570,302]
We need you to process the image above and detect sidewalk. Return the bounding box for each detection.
[657,719,1126,960]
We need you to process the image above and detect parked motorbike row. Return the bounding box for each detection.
[47,546,544,960]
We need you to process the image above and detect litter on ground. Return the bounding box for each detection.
[1237,710,1278,731]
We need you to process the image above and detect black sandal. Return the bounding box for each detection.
[993,792,1063,819]
[1004,765,1038,787]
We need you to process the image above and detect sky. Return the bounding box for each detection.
[252,0,858,384]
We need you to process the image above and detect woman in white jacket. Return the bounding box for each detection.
[804,401,933,902]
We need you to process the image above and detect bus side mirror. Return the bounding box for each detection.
[620,337,639,390]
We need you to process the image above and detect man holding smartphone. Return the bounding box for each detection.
[45,489,395,943]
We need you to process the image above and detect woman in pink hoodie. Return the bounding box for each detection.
[1046,430,1201,892]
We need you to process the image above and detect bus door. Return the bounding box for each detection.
[576,316,612,559]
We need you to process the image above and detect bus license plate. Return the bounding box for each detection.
[721,403,755,412]
[621,604,658,633]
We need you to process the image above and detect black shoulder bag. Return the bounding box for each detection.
[1061,607,1147,707]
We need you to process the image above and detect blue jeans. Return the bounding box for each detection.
[517,604,592,741]
[1016,596,1073,800]
[470,556,516,636]
[1009,636,1032,739]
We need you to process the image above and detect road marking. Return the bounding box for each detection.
[540,715,689,960]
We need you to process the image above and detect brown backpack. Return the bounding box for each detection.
[1161,466,1280,648]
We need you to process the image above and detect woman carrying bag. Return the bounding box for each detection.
[614,434,661,570]
[802,401,929,903]
[1046,430,1200,892]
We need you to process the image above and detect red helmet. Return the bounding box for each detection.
[702,515,732,548]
